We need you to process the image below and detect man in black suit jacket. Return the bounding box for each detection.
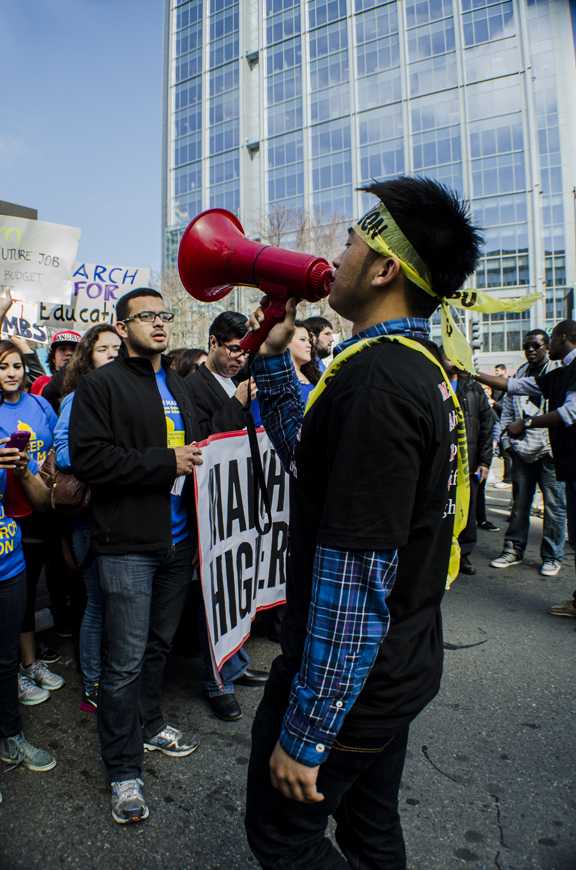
[186,311,267,721]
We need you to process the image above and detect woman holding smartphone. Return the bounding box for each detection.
[0,433,56,801]
[0,340,64,705]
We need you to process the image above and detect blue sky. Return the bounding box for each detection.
[1,0,164,272]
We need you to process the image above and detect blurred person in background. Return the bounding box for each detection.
[30,330,82,410]
[492,363,512,487]
[303,316,335,373]
[185,311,268,722]
[0,340,65,705]
[54,325,122,713]
[185,312,255,436]
[443,353,495,576]
[490,329,566,577]
[475,320,576,618]
[0,435,56,799]
[167,348,207,379]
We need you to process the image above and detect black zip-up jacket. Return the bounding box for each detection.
[185,364,247,438]
[69,353,200,554]
[456,376,495,471]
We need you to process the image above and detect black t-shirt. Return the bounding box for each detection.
[273,339,458,737]
[537,359,576,481]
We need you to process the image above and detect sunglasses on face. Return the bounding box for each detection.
[122,311,175,324]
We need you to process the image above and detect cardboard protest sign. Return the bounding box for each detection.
[0,215,80,303]
[0,299,48,343]
[38,262,151,328]
[195,428,289,672]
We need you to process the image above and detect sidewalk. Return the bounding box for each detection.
[1,489,574,869]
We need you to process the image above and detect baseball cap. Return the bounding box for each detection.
[51,330,82,346]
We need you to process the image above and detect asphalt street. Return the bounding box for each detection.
[1,484,574,870]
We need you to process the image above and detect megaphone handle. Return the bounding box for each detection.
[240,298,288,354]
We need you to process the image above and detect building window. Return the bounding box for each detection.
[462,1,514,47]
[308,0,347,30]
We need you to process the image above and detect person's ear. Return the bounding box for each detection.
[371,257,401,290]
[209,335,218,351]
[115,320,128,340]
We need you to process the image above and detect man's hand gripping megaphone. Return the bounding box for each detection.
[247,297,300,357]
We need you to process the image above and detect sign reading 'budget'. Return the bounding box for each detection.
[0,215,81,304]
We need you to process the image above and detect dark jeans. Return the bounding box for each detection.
[0,572,26,739]
[565,480,576,603]
[476,478,487,525]
[459,475,478,557]
[245,685,409,869]
[97,539,194,783]
[21,513,83,633]
[505,455,566,561]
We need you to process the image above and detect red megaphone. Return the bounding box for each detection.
[178,209,333,353]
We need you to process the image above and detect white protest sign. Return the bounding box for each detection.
[0,299,48,344]
[38,262,151,329]
[0,215,80,304]
[195,428,289,672]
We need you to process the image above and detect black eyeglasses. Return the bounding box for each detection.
[122,311,175,324]
[219,341,247,357]
[523,342,543,351]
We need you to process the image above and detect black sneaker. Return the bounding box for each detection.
[460,555,476,575]
[36,642,61,664]
[478,520,500,532]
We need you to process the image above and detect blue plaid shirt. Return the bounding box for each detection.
[252,317,430,766]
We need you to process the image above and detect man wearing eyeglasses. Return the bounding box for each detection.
[70,288,203,825]
[185,311,268,723]
[186,311,256,437]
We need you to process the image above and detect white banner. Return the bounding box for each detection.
[38,262,151,329]
[195,429,289,672]
[0,215,80,304]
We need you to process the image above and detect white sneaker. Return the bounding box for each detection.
[540,560,561,577]
[23,661,65,692]
[18,672,50,706]
[490,550,523,569]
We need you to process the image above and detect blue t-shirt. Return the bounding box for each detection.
[0,470,25,582]
[0,392,57,469]
[155,368,189,544]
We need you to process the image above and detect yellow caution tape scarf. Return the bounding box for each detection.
[305,334,469,587]
[354,203,541,374]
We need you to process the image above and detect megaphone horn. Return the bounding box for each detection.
[178,209,333,353]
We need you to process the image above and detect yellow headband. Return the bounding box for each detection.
[354,203,541,373]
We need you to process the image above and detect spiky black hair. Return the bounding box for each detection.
[359,176,483,311]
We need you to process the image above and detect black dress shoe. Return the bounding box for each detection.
[207,694,242,721]
[460,555,476,576]
[235,668,269,687]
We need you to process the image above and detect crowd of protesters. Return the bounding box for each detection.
[0,177,574,868]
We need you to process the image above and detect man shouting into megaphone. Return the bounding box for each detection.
[243,177,484,869]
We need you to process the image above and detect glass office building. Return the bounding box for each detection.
[163,0,576,361]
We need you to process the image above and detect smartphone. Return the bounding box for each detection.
[5,431,31,451]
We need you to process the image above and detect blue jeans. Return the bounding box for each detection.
[72,525,103,692]
[97,540,194,783]
[196,592,250,696]
[505,455,566,561]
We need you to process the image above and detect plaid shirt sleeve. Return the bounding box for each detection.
[251,351,304,475]
[280,545,398,767]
